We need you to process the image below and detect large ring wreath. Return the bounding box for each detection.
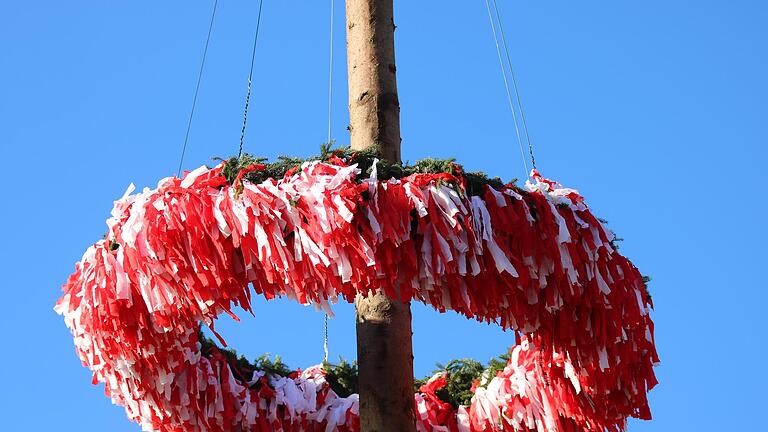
[56,148,658,431]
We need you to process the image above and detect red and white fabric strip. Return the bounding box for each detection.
[56,160,657,431]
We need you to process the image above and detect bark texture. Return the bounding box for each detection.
[346,0,401,162]
[346,0,416,430]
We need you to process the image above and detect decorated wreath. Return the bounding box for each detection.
[56,146,658,431]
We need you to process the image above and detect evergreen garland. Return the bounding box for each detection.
[215,143,510,197]
[199,330,511,408]
[414,359,484,407]
[323,359,359,398]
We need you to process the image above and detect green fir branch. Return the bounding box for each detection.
[214,144,510,197]
[200,326,512,409]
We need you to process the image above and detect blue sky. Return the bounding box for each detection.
[1,1,766,430]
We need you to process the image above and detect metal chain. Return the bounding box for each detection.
[323,313,329,363]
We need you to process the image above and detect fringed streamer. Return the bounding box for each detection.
[56,160,657,431]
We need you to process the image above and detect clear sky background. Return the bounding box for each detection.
[1,1,766,431]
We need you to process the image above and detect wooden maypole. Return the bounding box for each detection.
[345,0,416,430]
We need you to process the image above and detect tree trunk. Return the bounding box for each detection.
[345,0,416,431]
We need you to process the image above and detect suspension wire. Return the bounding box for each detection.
[238,0,265,159]
[483,0,529,179]
[323,0,336,364]
[326,0,335,145]
[491,0,536,170]
[177,0,219,177]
